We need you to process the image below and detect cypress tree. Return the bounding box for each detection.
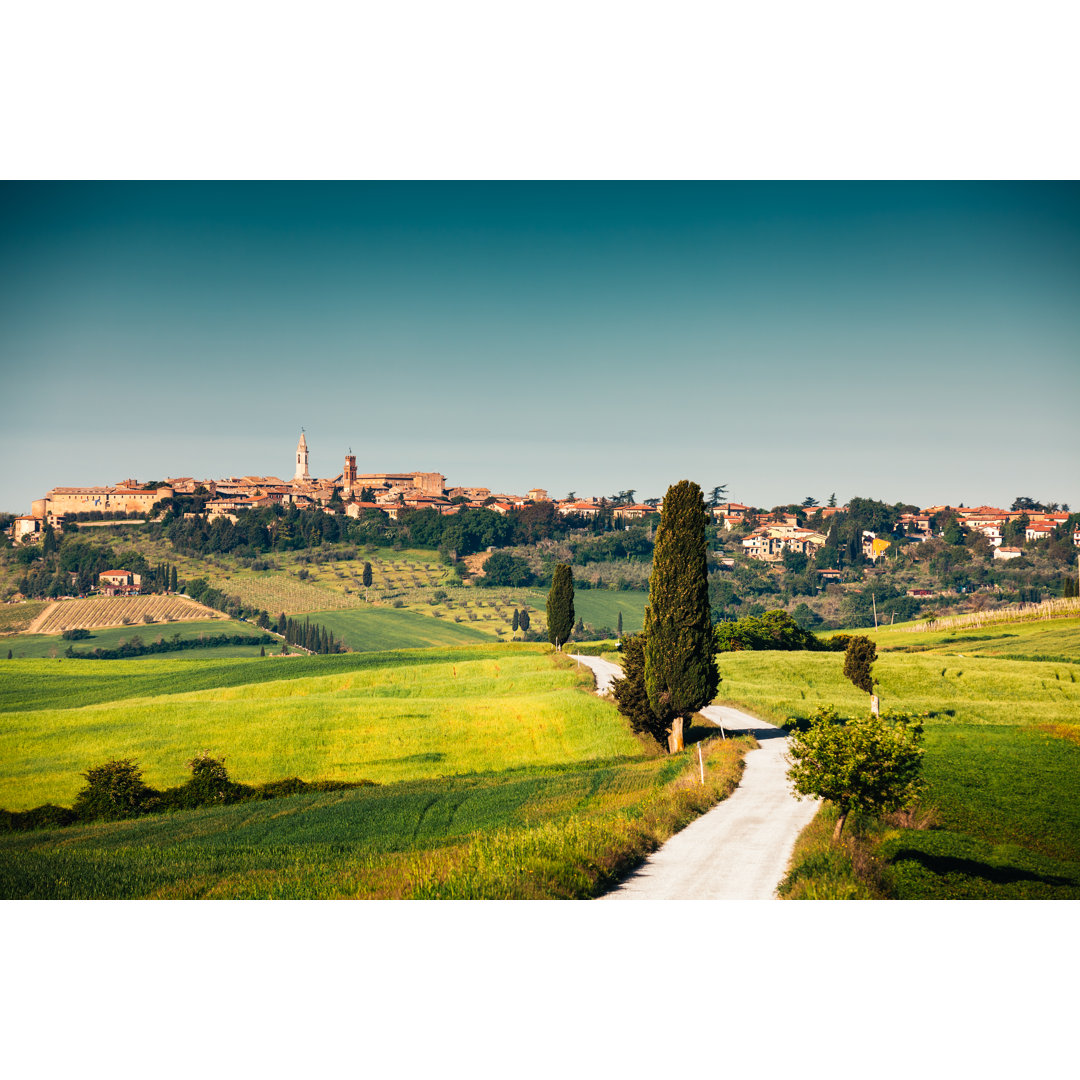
[643,480,719,752]
[170,565,178,591]
[546,564,575,649]
[363,562,373,588]
[512,609,520,632]
[612,632,665,746]
[519,609,530,632]
[617,610,623,636]
[843,635,877,695]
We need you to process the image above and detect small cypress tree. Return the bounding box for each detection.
[617,610,623,636]
[170,565,178,591]
[512,609,520,632]
[644,480,719,751]
[260,645,265,657]
[843,635,877,695]
[546,564,575,648]
[363,562,373,588]
[519,609,530,632]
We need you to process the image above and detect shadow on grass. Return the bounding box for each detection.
[890,847,1075,888]
[368,752,447,765]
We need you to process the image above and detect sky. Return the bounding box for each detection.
[2,181,1078,514]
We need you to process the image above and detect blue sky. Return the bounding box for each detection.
[1,181,1077,513]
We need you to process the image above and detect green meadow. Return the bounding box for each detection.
[0,641,749,898]
[305,607,494,651]
[0,645,643,810]
[718,616,1080,899]
[3,618,267,660]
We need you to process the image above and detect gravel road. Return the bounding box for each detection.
[570,653,820,900]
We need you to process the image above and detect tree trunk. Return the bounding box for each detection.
[667,715,685,753]
[832,809,848,842]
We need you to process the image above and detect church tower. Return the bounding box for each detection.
[343,450,357,496]
[294,429,310,482]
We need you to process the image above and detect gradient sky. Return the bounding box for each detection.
[1,181,1077,514]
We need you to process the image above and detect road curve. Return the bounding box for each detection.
[570,653,820,900]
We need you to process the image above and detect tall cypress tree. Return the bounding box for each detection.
[546,564,574,649]
[644,480,719,752]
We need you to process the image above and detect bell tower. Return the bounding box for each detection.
[343,449,357,496]
[294,429,310,482]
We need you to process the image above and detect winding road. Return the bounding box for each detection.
[571,654,820,900]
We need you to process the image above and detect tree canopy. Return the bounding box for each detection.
[786,706,925,839]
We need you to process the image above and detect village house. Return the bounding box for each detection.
[994,547,1024,561]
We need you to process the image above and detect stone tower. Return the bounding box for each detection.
[343,450,357,496]
[294,429,310,482]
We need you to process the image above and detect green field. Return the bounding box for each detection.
[0,645,644,810]
[0,641,750,898]
[718,616,1080,899]
[523,588,648,634]
[307,607,495,651]
[3,618,269,659]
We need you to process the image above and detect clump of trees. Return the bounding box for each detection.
[479,551,533,587]
[786,706,925,839]
[640,481,718,752]
[714,609,845,652]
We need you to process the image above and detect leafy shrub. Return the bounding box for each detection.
[162,752,252,809]
[61,628,91,641]
[714,609,823,652]
[73,759,157,821]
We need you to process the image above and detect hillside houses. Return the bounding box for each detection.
[741,525,827,563]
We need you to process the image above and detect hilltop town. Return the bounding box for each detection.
[10,430,1078,555]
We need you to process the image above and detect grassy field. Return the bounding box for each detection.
[0,732,749,899]
[306,607,495,650]
[717,616,1080,899]
[0,601,49,634]
[4,618,269,659]
[0,639,751,898]
[0,645,645,810]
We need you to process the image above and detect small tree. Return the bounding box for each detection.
[843,635,877,695]
[518,608,530,632]
[787,706,925,839]
[612,632,666,746]
[512,609,520,632]
[362,562,373,589]
[546,564,574,648]
[617,610,623,637]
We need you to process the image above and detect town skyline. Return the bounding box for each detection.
[2,182,1078,514]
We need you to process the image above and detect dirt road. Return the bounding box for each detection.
[571,653,819,900]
